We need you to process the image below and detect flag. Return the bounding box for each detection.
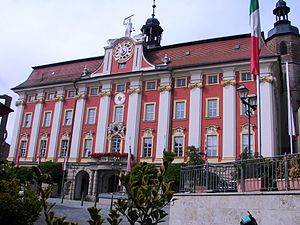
[15,154,20,168]
[250,0,262,75]
[203,139,208,161]
[289,100,297,141]
[127,146,133,172]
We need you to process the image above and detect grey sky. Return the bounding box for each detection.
[1,0,299,144]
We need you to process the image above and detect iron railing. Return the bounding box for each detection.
[179,154,300,193]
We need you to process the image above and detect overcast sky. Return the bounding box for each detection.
[1,0,299,144]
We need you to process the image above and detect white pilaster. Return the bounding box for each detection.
[156,74,172,158]
[125,79,142,156]
[28,91,44,161]
[102,48,113,75]
[222,68,236,159]
[95,82,112,153]
[132,42,143,71]
[188,72,203,148]
[70,85,87,160]
[260,65,275,157]
[8,93,26,161]
[47,88,64,160]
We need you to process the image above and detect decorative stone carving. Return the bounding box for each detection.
[127,86,141,95]
[62,131,70,139]
[158,84,172,92]
[99,90,112,97]
[260,75,275,83]
[34,97,45,104]
[40,132,48,139]
[75,93,87,100]
[206,125,219,134]
[107,122,125,140]
[143,128,154,137]
[84,130,93,138]
[55,95,65,102]
[173,126,185,135]
[15,99,26,106]
[188,82,203,89]
[221,79,236,87]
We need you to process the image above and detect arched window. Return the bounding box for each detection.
[172,126,185,157]
[111,135,121,152]
[19,134,29,157]
[280,42,288,55]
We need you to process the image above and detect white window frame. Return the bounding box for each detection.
[172,126,185,157]
[23,113,32,128]
[67,90,76,98]
[43,111,52,127]
[28,95,36,102]
[144,103,155,121]
[89,87,99,96]
[60,139,69,157]
[64,109,73,126]
[175,77,187,88]
[83,139,92,158]
[86,108,96,125]
[206,98,219,118]
[39,139,47,158]
[206,135,218,157]
[113,105,124,123]
[145,80,157,91]
[205,125,219,158]
[174,100,186,120]
[19,138,27,158]
[142,137,153,158]
[240,71,253,82]
[206,74,219,85]
[116,83,126,93]
[240,124,255,155]
[111,135,121,152]
[47,92,56,101]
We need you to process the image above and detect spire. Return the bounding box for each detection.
[141,0,163,49]
[268,0,299,38]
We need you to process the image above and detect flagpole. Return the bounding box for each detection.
[286,62,293,154]
[256,75,262,157]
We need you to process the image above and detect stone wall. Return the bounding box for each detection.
[169,192,300,225]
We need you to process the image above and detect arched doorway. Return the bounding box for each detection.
[74,170,89,200]
[108,174,119,193]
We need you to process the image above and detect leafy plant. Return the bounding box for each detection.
[107,208,123,225]
[289,156,300,178]
[87,207,105,225]
[187,146,205,165]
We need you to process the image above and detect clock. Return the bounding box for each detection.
[114,92,126,105]
[113,40,134,63]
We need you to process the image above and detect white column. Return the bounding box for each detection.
[102,48,113,75]
[95,82,112,153]
[28,91,45,161]
[259,65,275,157]
[188,72,203,148]
[47,88,64,160]
[156,74,172,158]
[125,79,142,156]
[222,68,236,159]
[70,85,87,160]
[132,42,143,71]
[8,93,26,161]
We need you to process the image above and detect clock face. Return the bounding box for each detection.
[114,93,126,105]
[113,40,134,63]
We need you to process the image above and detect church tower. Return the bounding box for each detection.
[141,0,163,49]
[266,0,300,152]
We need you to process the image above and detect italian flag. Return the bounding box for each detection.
[250,0,262,75]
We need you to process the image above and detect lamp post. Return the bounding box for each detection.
[110,156,122,210]
[237,85,257,157]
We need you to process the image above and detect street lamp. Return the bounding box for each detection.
[237,85,257,157]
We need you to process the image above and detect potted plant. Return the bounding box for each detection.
[277,155,300,191]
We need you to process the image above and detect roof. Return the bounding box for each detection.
[12,33,277,91]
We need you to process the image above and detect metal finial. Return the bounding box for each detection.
[152,0,156,18]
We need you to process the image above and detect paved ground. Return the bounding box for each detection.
[34,198,169,225]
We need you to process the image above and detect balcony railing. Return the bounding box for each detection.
[179,153,300,193]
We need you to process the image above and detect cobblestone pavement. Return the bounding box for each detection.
[34,198,169,225]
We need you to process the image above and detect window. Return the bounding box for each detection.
[87,108,96,124]
[111,135,121,152]
[60,140,68,157]
[47,92,55,100]
[116,84,125,93]
[20,140,27,157]
[39,140,47,157]
[118,63,127,69]
[28,95,35,102]
[67,90,76,98]
[64,110,73,126]
[83,139,92,158]
[242,134,254,154]
[43,112,51,127]
[146,81,156,90]
[145,103,155,121]
[24,113,32,128]
[207,99,218,117]
[175,78,187,87]
[207,135,218,157]
[240,72,252,81]
[174,136,184,157]
[207,75,218,84]
[280,41,288,55]
[143,137,152,157]
[175,101,185,119]
[114,106,123,123]
[90,88,98,96]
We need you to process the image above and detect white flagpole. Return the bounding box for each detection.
[256,74,262,157]
[286,62,294,154]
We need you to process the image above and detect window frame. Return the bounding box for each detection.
[173,136,184,157]
[82,138,92,158]
[89,87,99,96]
[239,71,253,82]
[116,83,126,93]
[60,139,69,158]
[206,74,219,85]
[67,90,76,98]
[113,105,124,123]
[145,80,157,91]
[19,139,27,158]
[43,111,52,127]
[205,126,219,158]
[174,100,186,120]
[144,103,156,122]
[206,98,219,118]
[39,139,47,158]
[86,108,97,125]
[28,95,36,103]
[206,135,218,157]
[23,113,32,128]
[47,92,56,101]
[240,124,255,155]
[64,109,73,126]
[175,77,187,88]
[111,135,121,152]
